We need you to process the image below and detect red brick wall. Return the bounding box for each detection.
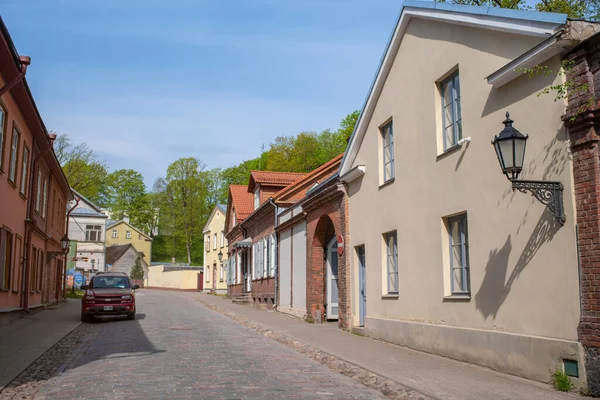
[305,184,349,329]
[564,38,600,395]
[251,277,275,307]
[229,283,243,298]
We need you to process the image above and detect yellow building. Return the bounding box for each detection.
[203,204,228,293]
[106,220,152,266]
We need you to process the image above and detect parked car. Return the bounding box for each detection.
[80,272,139,322]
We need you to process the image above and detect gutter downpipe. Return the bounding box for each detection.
[271,199,278,309]
[63,197,79,300]
[0,55,30,98]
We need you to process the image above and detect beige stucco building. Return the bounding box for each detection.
[203,204,228,294]
[105,220,152,266]
[147,264,202,291]
[339,1,599,386]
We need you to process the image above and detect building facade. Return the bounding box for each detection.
[105,219,152,266]
[226,172,304,306]
[105,244,149,280]
[339,1,599,389]
[275,155,346,324]
[0,17,72,326]
[203,204,228,294]
[68,190,107,278]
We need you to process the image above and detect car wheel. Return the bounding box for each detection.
[127,311,136,320]
[81,312,92,323]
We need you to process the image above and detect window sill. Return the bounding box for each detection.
[436,143,462,160]
[382,293,399,299]
[19,192,26,201]
[7,179,16,189]
[378,178,395,190]
[443,294,471,302]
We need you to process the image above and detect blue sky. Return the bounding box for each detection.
[1,0,402,188]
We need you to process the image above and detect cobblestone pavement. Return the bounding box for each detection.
[36,290,387,400]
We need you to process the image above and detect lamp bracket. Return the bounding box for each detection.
[46,250,68,263]
[511,180,565,225]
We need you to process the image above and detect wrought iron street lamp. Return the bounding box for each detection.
[46,234,71,262]
[492,112,565,225]
[217,251,223,262]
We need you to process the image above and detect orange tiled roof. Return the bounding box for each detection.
[273,154,343,202]
[248,171,306,192]
[229,185,254,221]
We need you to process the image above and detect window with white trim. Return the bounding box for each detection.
[220,231,225,248]
[19,146,29,196]
[254,188,260,210]
[213,233,217,250]
[86,225,102,242]
[125,230,131,239]
[384,231,398,294]
[448,214,470,294]
[0,105,6,171]
[381,122,394,183]
[42,178,48,218]
[8,127,19,183]
[441,72,462,150]
[112,230,118,238]
[35,171,42,213]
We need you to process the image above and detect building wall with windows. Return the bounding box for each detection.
[341,8,582,384]
[0,17,72,325]
[68,192,107,277]
[105,220,152,266]
[203,204,228,294]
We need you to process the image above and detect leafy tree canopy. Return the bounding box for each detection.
[435,0,599,19]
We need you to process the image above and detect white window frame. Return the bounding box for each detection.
[213,233,217,250]
[220,231,225,248]
[381,121,394,183]
[112,230,118,239]
[441,72,462,150]
[86,225,102,242]
[125,230,131,239]
[270,234,276,276]
[448,214,470,294]
[384,231,398,294]
[8,128,19,183]
[19,146,29,196]
[254,188,260,210]
[42,178,48,218]
[35,171,42,213]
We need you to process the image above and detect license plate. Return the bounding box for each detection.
[103,306,113,311]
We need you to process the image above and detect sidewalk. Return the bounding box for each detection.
[195,293,579,400]
[0,299,81,390]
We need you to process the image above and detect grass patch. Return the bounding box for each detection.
[551,370,574,392]
[65,289,85,299]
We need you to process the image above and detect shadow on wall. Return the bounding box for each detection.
[482,66,559,118]
[475,208,561,319]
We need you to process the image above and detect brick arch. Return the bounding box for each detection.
[307,215,336,322]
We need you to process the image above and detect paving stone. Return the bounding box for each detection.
[35,290,387,399]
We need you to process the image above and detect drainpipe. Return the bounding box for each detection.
[271,199,278,308]
[0,55,30,98]
[63,197,79,300]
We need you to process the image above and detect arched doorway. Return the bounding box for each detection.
[310,215,336,321]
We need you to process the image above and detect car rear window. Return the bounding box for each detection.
[90,276,130,289]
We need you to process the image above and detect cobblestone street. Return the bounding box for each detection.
[35,291,385,400]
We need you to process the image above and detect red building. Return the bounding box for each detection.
[225,172,305,305]
[0,17,73,326]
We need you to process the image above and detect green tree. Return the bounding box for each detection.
[435,0,599,19]
[337,110,360,144]
[105,169,153,231]
[54,134,108,205]
[162,158,209,265]
[130,258,144,280]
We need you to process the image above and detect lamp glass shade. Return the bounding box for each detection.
[218,251,223,262]
[492,112,528,180]
[60,235,70,251]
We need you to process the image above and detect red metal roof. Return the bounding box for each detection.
[273,154,343,203]
[248,171,306,192]
[229,184,254,221]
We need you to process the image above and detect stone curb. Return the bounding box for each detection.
[195,296,434,400]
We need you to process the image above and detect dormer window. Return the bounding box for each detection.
[233,210,237,225]
[254,188,260,210]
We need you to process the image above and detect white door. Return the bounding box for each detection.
[326,237,339,320]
